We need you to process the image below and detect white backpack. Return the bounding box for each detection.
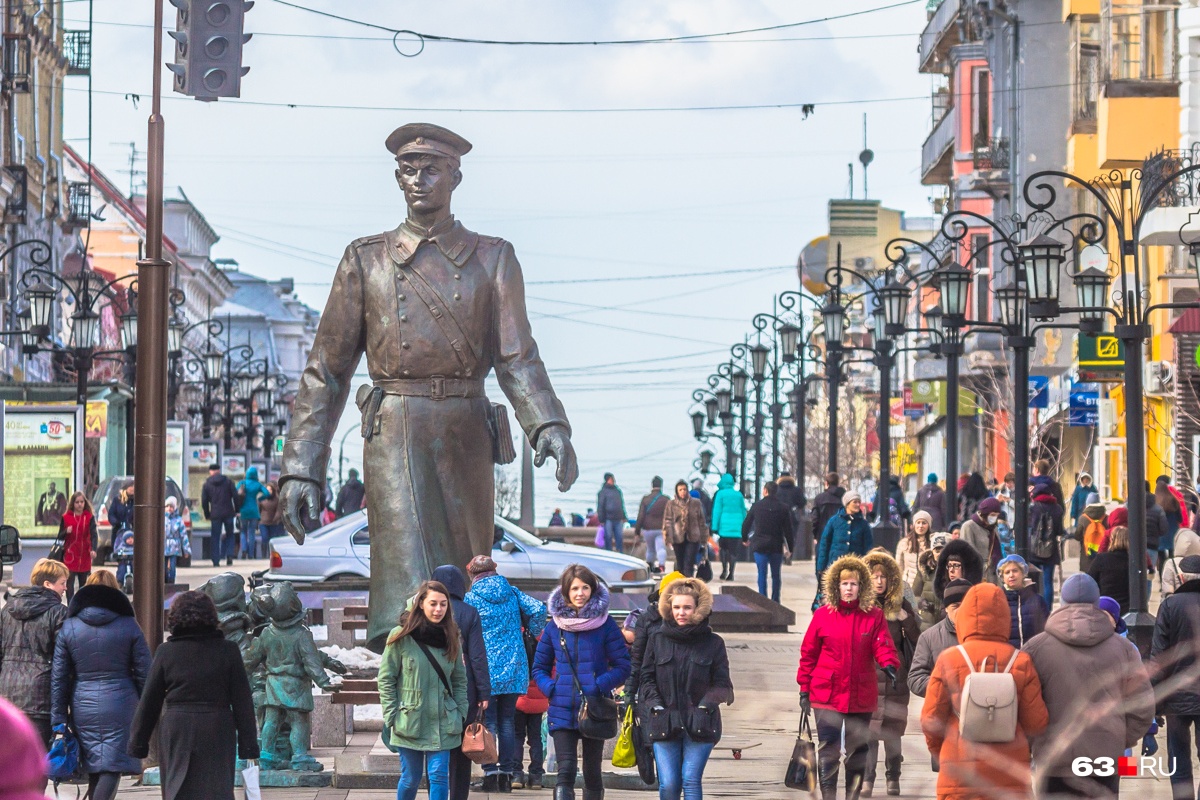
[955,645,1019,743]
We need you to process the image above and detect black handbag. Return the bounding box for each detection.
[559,632,619,740]
[512,587,539,670]
[47,526,66,563]
[784,712,818,791]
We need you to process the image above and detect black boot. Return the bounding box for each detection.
[846,768,866,800]
[554,787,575,800]
[499,773,513,793]
[885,756,901,796]
[480,774,500,793]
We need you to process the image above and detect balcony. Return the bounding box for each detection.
[921,102,956,186]
[1139,146,1200,244]
[919,0,962,73]
[65,182,90,228]
[972,136,1010,170]
[63,30,90,76]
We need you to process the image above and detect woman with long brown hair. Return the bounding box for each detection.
[378,580,468,800]
[58,491,96,600]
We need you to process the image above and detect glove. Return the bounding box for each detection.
[884,666,898,690]
[799,692,811,717]
[1143,732,1158,756]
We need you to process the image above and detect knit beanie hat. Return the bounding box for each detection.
[658,570,685,592]
[912,510,933,527]
[930,532,950,550]
[1179,555,1200,578]
[466,555,498,578]
[1086,492,1101,505]
[1098,596,1128,634]
[1061,573,1101,605]
[941,578,972,607]
[842,491,862,508]
[996,553,1028,577]
[927,473,938,484]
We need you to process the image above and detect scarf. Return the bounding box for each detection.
[556,614,608,632]
[672,495,689,530]
[411,621,449,650]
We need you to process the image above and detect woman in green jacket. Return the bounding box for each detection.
[378,580,470,800]
[711,473,747,581]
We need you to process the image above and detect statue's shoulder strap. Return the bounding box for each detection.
[350,234,388,254]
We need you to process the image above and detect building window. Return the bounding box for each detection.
[972,233,991,322]
[1072,18,1101,124]
[1102,0,1179,83]
[972,68,991,144]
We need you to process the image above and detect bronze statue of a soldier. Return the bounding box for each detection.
[280,123,578,651]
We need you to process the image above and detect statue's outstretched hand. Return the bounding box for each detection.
[534,426,578,492]
[280,479,322,545]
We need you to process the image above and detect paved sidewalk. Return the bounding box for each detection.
[75,556,1182,798]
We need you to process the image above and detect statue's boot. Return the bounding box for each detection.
[290,755,325,772]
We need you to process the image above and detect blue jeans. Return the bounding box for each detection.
[604,520,625,553]
[240,517,260,558]
[1037,561,1056,608]
[210,516,235,565]
[165,556,177,584]
[398,748,449,800]
[653,733,715,800]
[261,523,285,558]
[484,692,519,776]
[754,551,783,603]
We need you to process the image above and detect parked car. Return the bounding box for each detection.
[92,476,189,565]
[265,510,655,590]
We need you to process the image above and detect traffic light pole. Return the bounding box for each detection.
[133,0,168,651]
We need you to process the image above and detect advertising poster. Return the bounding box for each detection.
[187,440,221,529]
[165,422,188,499]
[2,406,82,539]
[223,452,248,480]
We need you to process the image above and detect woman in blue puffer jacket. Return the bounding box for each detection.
[51,573,152,800]
[465,555,547,793]
[533,565,630,800]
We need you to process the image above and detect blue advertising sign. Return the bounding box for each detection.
[1028,376,1050,409]
[1069,389,1099,427]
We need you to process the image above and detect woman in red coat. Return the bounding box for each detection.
[798,554,900,800]
[58,492,97,601]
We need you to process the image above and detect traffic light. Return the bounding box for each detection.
[167,0,252,101]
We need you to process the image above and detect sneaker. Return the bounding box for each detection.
[528,773,545,789]
[512,772,526,790]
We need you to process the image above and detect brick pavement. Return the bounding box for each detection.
[78,556,1181,798]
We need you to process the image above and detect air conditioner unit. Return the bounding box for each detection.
[1145,360,1173,395]
[1098,398,1117,438]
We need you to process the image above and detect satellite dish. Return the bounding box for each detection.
[859,148,875,168]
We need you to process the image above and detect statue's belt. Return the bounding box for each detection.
[358,378,485,440]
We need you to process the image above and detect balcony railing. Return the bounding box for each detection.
[973,136,1010,171]
[921,103,956,185]
[932,87,952,127]
[1141,145,1200,210]
[919,0,962,73]
[63,30,90,76]
[66,182,90,227]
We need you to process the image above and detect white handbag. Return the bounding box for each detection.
[242,761,262,800]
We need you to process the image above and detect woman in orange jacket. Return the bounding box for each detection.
[920,583,1049,800]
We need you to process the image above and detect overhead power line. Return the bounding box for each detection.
[267,0,921,47]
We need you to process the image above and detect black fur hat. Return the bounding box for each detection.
[933,538,985,602]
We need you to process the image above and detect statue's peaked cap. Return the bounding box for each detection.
[386,123,472,160]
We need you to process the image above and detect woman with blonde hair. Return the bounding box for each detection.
[85,569,119,589]
[378,580,468,800]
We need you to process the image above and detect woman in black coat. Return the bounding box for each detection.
[640,577,733,800]
[51,573,152,800]
[741,481,795,603]
[129,591,259,800]
[1088,525,1133,614]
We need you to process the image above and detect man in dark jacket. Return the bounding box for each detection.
[335,469,366,518]
[0,557,68,746]
[690,478,713,527]
[1027,492,1065,608]
[1030,459,1065,511]
[810,472,846,546]
[432,564,491,800]
[633,477,669,574]
[869,475,911,527]
[908,578,973,698]
[201,464,239,567]
[1151,554,1200,800]
[741,481,795,603]
[913,474,947,532]
[596,472,627,553]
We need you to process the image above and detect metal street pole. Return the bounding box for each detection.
[753,382,764,499]
[132,0,168,651]
[944,335,962,524]
[828,349,841,474]
[796,382,807,502]
[1121,324,1152,649]
[1009,336,1033,556]
[874,342,900,552]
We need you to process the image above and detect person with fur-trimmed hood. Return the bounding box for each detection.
[862,551,922,797]
[639,577,734,800]
[911,533,949,630]
[798,555,900,800]
[932,539,985,615]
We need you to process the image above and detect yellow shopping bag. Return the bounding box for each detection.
[611,706,637,768]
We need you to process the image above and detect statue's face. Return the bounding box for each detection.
[396,155,461,216]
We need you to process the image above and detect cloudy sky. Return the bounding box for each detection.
[65,0,935,519]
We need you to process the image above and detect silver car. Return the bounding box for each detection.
[266,510,654,590]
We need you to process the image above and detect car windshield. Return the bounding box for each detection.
[495,518,543,548]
